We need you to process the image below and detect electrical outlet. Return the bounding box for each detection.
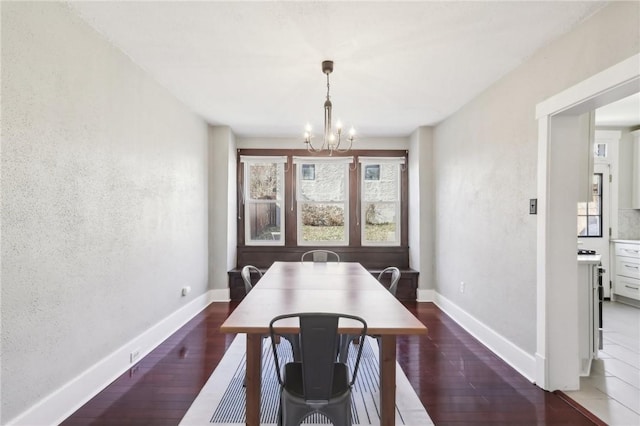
[130,348,141,364]
[529,198,537,215]
[181,286,191,297]
[460,281,465,293]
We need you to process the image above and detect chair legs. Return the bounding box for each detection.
[338,334,360,364]
[245,334,299,387]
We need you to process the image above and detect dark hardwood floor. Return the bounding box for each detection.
[62,302,598,425]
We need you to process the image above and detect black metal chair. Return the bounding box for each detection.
[269,312,367,426]
[300,249,340,262]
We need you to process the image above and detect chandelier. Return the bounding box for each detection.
[304,60,355,154]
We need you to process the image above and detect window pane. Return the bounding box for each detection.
[247,202,282,241]
[577,202,588,216]
[587,216,601,237]
[299,163,345,201]
[248,163,282,200]
[301,164,315,180]
[300,203,345,242]
[578,173,603,239]
[594,143,608,159]
[245,159,284,245]
[363,202,397,243]
[577,216,588,236]
[361,161,401,246]
[364,165,380,180]
[592,174,602,196]
[363,163,399,202]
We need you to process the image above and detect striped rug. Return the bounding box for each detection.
[180,334,433,426]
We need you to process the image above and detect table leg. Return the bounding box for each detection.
[379,335,396,426]
[245,333,262,426]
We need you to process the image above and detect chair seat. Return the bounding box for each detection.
[283,362,350,399]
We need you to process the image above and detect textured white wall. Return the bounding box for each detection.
[226,133,238,272]
[408,127,434,289]
[433,1,640,354]
[1,2,208,422]
[208,126,237,291]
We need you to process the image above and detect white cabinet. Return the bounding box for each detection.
[613,241,640,301]
[632,130,640,209]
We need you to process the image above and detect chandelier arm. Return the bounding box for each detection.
[333,136,353,153]
[306,138,318,152]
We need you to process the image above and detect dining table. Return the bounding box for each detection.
[219,261,428,426]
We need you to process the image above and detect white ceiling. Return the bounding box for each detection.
[68,1,608,138]
[595,93,640,127]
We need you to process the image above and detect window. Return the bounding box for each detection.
[294,156,352,246]
[301,164,315,180]
[236,149,408,259]
[594,143,608,159]
[577,173,603,237]
[359,157,404,246]
[364,165,380,180]
[241,156,286,245]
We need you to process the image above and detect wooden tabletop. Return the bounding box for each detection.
[220,261,427,335]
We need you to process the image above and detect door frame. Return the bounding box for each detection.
[535,54,639,391]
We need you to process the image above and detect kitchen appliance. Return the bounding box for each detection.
[597,265,605,350]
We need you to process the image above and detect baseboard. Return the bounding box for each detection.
[612,293,640,308]
[535,352,547,389]
[209,287,230,302]
[433,293,536,382]
[7,290,217,426]
[416,288,436,302]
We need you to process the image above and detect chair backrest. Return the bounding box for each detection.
[378,267,401,297]
[300,250,340,262]
[241,265,262,295]
[269,313,367,400]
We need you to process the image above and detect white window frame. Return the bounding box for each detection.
[359,156,405,247]
[293,156,353,246]
[240,155,287,246]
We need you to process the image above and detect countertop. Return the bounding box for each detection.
[611,239,640,244]
[577,254,601,264]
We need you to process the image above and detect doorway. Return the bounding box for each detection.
[535,53,639,392]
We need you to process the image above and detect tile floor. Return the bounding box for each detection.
[565,300,640,425]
